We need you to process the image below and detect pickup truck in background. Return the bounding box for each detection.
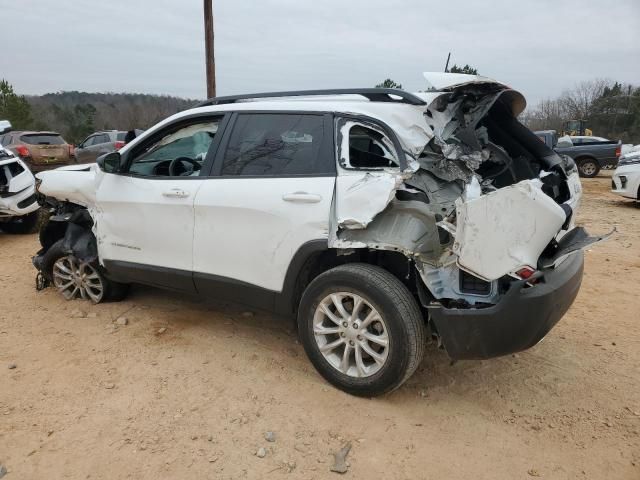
[535,130,621,178]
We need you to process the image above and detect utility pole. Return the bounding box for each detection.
[204,0,216,98]
[444,52,451,73]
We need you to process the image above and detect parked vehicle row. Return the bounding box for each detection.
[32,73,607,396]
[0,122,40,234]
[0,127,142,170]
[534,130,621,178]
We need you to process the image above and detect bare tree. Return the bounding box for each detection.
[559,79,611,120]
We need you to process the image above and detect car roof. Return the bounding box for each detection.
[144,93,442,158]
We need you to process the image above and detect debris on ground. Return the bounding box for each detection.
[157,327,167,334]
[265,431,276,442]
[241,311,254,318]
[115,316,128,326]
[7,363,16,370]
[527,468,541,477]
[69,309,86,319]
[256,447,266,458]
[0,464,6,478]
[330,442,352,474]
[104,383,115,389]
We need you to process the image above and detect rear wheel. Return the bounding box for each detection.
[577,158,600,178]
[41,239,128,303]
[298,263,425,397]
[1,210,40,234]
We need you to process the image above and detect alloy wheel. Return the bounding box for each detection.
[312,292,389,378]
[52,256,104,303]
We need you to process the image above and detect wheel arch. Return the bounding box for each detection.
[276,240,417,317]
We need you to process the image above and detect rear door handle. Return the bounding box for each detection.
[163,188,189,198]
[282,192,322,203]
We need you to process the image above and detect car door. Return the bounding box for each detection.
[192,112,335,306]
[91,133,113,161]
[95,114,228,292]
[76,135,96,163]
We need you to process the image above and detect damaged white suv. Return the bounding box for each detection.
[33,74,606,396]
[1,121,40,234]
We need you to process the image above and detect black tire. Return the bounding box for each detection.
[577,158,600,178]
[40,239,129,303]
[297,263,425,397]
[1,210,40,234]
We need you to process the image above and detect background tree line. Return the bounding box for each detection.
[519,79,639,143]
[1,79,196,144]
[3,75,639,146]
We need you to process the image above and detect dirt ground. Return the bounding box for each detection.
[1,174,639,480]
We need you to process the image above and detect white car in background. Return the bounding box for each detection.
[0,121,40,234]
[612,149,640,200]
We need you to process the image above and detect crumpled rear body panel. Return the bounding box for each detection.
[452,180,566,281]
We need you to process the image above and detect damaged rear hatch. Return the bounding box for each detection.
[331,73,608,358]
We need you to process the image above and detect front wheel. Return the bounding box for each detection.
[298,263,426,397]
[577,158,600,178]
[41,239,129,303]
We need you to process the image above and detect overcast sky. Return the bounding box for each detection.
[2,0,639,107]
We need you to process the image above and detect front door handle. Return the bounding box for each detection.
[163,188,189,198]
[282,192,322,204]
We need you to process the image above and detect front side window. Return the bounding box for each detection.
[128,120,219,177]
[94,134,109,145]
[220,114,329,176]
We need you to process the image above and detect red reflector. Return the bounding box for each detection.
[15,144,30,157]
[615,146,621,157]
[114,141,125,150]
[516,267,536,279]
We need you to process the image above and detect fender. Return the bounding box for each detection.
[33,206,98,275]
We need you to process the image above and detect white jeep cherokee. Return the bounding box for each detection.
[33,73,606,396]
[1,121,40,234]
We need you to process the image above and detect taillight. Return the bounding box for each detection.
[114,141,125,150]
[69,144,75,156]
[615,146,621,157]
[15,144,30,157]
[515,267,536,280]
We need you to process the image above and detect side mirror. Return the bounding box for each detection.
[97,151,123,173]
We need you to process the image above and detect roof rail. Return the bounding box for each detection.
[195,88,427,107]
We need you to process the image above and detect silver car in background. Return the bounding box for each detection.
[74,130,128,163]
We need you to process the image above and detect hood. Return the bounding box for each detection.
[36,162,98,207]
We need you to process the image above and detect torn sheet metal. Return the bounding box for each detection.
[452,179,567,281]
[333,172,404,230]
[540,226,613,268]
[333,199,443,261]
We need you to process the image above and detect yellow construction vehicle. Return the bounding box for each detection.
[562,120,593,137]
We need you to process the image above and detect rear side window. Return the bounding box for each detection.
[116,132,127,141]
[337,120,399,170]
[220,114,330,176]
[20,134,65,145]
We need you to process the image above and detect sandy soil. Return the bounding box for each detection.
[1,174,639,480]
